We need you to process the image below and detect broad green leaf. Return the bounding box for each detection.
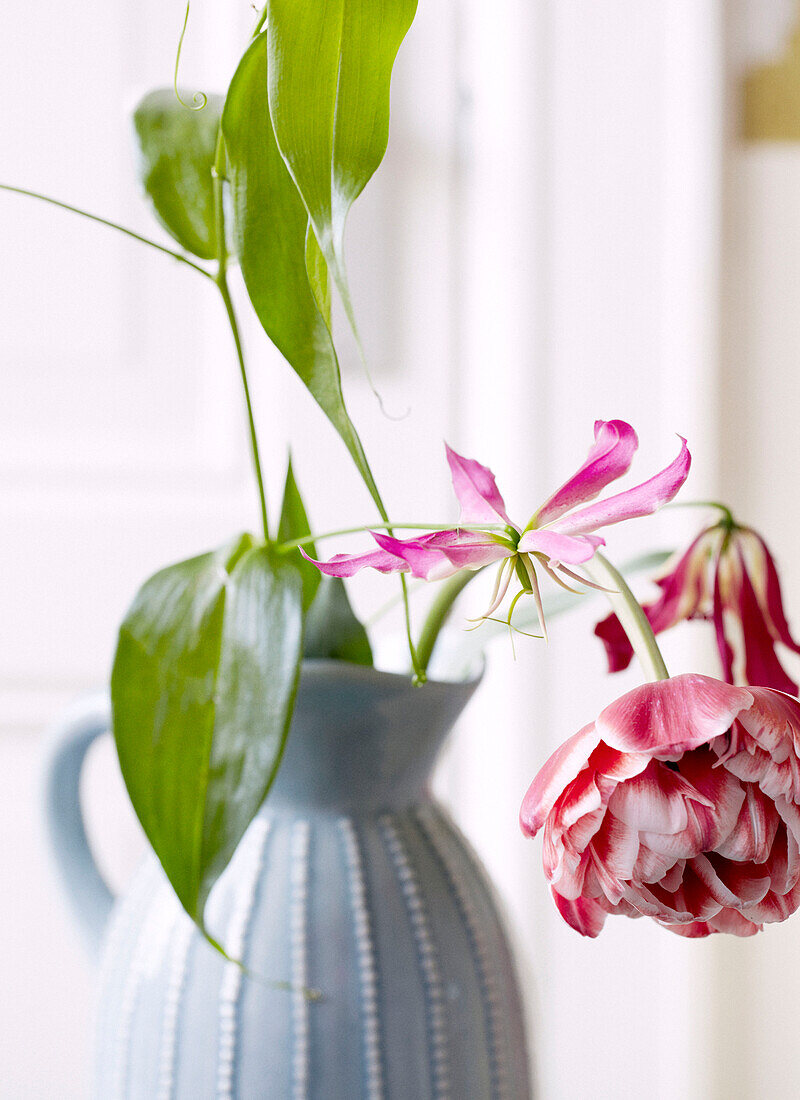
[221,35,385,517]
[304,577,373,665]
[277,457,373,665]
[111,534,303,925]
[132,88,223,260]
[265,0,417,285]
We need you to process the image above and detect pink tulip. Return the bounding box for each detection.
[304,421,690,623]
[595,523,800,694]
[520,674,800,937]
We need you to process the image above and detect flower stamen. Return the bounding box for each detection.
[520,554,548,642]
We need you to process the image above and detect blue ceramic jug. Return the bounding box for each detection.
[45,660,532,1099]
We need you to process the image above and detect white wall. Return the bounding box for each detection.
[714,5,800,1097]
[1,3,253,1095]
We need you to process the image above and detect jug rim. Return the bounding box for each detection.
[297,654,485,690]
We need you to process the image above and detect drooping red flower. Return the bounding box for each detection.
[595,523,800,694]
[520,674,800,937]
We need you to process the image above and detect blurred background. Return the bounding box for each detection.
[3,0,800,1096]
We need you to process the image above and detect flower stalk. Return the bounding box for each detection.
[212,134,270,543]
[0,183,214,279]
[583,552,670,683]
[414,569,483,674]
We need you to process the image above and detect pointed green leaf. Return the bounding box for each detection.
[277,457,373,665]
[221,35,385,516]
[110,535,303,925]
[132,88,223,260]
[265,0,417,276]
[303,576,373,665]
[277,457,321,612]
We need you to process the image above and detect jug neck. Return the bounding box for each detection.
[265,660,482,813]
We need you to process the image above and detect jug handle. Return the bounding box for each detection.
[43,690,115,956]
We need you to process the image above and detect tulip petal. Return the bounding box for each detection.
[595,674,752,756]
[692,853,771,909]
[550,437,691,537]
[607,761,706,834]
[557,769,604,830]
[731,687,800,803]
[552,890,608,937]
[666,920,715,938]
[520,723,600,836]
[624,881,695,923]
[563,809,606,864]
[714,783,779,864]
[631,844,678,886]
[550,843,593,899]
[672,867,725,921]
[517,529,605,564]
[659,857,686,892]
[677,749,747,851]
[757,824,797,896]
[445,444,511,526]
[705,909,762,936]
[534,420,639,527]
[775,796,800,849]
[589,814,640,897]
[741,879,800,924]
[587,742,650,782]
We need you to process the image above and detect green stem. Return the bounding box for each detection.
[277,522,504,552]
[0,183,213,279]
[213,137,269,542]
[216,275,270,541]
[415,569,482,673]
[400,575,425,685]
[173,2,208,111]
[583,552,669,682]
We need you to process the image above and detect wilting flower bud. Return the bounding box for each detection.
[521,675,800,937]
[595,522,800,694]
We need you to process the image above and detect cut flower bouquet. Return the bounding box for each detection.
[9,1,800,961]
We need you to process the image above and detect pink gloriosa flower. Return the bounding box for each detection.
[595,522,800,694]
[521,674,800,937]
[304,420,691,628]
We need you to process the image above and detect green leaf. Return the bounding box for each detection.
[276,457,373,665]
[265,0,417,289]
[221,35,385,517]
[111,534,303,926]
[132,88,223,260]
[277,457,321,612]
[304,577,373,665]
